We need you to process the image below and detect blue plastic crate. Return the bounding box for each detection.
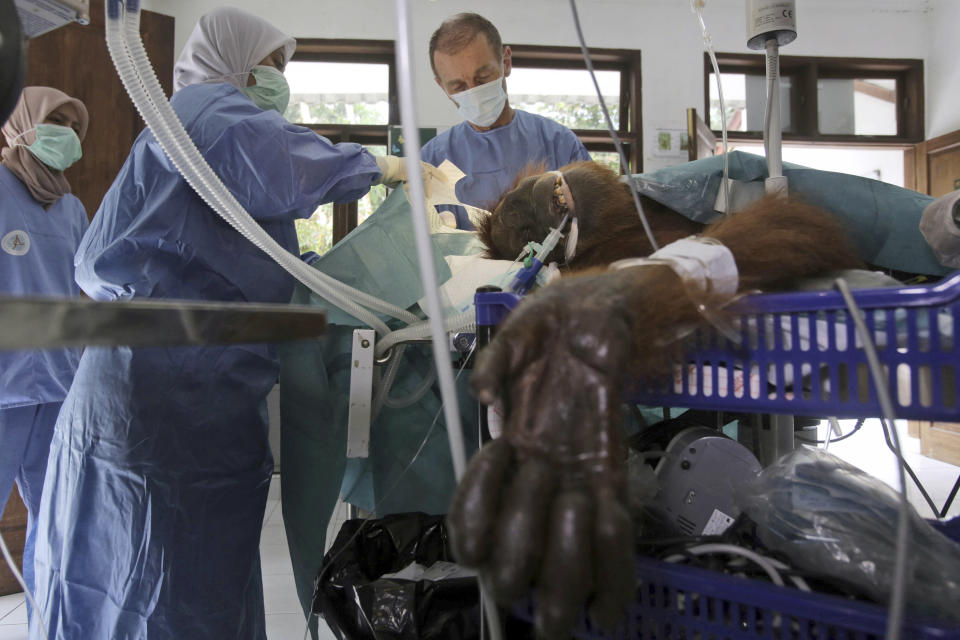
[513,555,960,639]
[476,273,960,420]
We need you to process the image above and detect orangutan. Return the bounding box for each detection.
[448,161,865,638]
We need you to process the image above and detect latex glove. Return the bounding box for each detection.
[373,154,443,189]
[449,271,641,639]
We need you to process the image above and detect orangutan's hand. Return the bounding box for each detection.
[447,272,638,639]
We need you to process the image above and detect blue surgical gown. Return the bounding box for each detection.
[0,164,87,615]
[30,82,381,640]
[0,165,87,409]
[420,109,591,229]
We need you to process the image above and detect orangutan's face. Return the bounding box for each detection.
[488,173,568,262]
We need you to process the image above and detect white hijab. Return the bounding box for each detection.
[173,7,296,92]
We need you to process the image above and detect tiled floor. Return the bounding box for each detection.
[1,423,957,638]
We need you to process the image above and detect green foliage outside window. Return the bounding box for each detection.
[589,151,620,174]
[512,100,619,130]
[284,99,388,126]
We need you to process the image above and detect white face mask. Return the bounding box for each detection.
[450,74,507,128]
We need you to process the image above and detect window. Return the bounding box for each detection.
[727,143,906,188]
[704,54,923,143]
[704,53,923,187]
[286,40,397,256]
[510,45,643,173]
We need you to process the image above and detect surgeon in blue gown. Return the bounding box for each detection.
[30,8,419,640]
[421,13,592,229]
[0,86,88,616]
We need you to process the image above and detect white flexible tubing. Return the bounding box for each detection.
[108,3,417,334]
[110,12,388,331]
[765,38,783,180]
[375,310,476,358]
[118,4,411,326]
[384,365,437,409]
[123,10,413,329]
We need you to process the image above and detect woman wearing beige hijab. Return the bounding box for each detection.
[0,86,88,616]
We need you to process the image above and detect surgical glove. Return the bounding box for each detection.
[374,155,443,188]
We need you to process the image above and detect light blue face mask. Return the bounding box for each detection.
[13,124,83,171]
[450,72,507,128]
[241,65,290,115]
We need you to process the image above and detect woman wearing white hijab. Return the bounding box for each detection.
[29,7,416,639]
[0,86,88,619]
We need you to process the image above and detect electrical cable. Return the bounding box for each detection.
[303,343,477,640]
[940,474,960,519]
[795,418,864,445]
[664,543,785,587]
[877,419,943,518]
[567,0,659,252]
[835,278,909,640]
[0,528,49,640]
[765,556,812,592]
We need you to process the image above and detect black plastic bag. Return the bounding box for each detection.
[313,512,482,640]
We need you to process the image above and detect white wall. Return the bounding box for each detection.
[926,0,960,140]
[140,0,936,169]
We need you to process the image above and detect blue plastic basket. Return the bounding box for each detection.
[513,555,960,639]
[476,273,960,420]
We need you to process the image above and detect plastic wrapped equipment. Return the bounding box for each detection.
[737,447,960,623]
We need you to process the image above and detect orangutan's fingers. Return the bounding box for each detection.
[588,492,636,629]
[535,491,594,640]
[487,456,557,604]
[446,438,513,567]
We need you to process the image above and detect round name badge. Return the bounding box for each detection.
[2,230,30,256]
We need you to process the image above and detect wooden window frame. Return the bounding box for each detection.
[289,39,397,243]
[703,53,924,146]
[509,45,643,173]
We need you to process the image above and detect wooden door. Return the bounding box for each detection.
[905,129,960,197]
[686,108,717,162]
[0,488,27,596]
[905,129,960,465]
[21,2,174,218]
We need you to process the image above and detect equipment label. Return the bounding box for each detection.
[701,508,735,535]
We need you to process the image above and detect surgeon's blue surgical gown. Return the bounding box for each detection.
[420,109,591,229]
[0,164,87,604]
[30,83,380,640]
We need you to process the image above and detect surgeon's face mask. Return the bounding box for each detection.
[242,65,291,116]
[449,72,507,128]
[11,123,83,171]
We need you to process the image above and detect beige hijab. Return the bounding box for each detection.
[1,86,89,206]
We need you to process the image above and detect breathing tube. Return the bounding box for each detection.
[104,0,420,336]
